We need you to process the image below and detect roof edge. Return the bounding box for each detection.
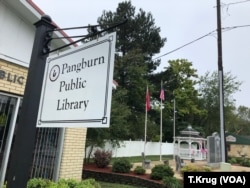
[26,0,77,47]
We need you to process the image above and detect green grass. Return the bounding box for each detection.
[99,181,146,188]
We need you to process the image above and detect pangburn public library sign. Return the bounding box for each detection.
[37,32,116,128]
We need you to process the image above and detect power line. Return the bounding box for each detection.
[224,0,250,6]
[153,24,250,61]
[153,30,216,60]
[221,0,250,17]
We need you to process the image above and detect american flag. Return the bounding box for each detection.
[160,82,165,100]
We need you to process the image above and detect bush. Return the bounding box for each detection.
[27,178,100,188]
[58,178,78,188]
[228,157,237,164]
[74,179,101,188]
[93,149,112,168]
[240,159,250,167]
[150,164,174,180]
[112,158,132,173]
[27,178,54,188]
[133,166,146,175]
[235,157,244,164]
[163,176,183,188]
[180,164,211,176]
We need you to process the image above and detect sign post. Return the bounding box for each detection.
[7,15,56,188]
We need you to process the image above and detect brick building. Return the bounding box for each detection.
[0,0,87,185]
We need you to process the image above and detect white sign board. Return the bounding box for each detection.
[37,32,116,128]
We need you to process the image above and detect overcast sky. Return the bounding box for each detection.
[33,0,250,108]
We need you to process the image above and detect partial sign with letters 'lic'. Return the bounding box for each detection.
[37,32,116,128]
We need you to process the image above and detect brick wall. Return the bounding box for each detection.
[59,128,87,180]
[0,60,27,95]
[0,59,89,180]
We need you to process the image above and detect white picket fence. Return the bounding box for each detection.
[86,140,174,158]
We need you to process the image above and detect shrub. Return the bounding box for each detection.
[93,149,112,168]
[150,164,174,180]
[228,157,237,164]
[240,159,250,167]
[133,166,146,175]
[27,178,54,188]
[236,157,244,164]
[112,158,132,173]
[58,178,78,188]
[75,178,101,188]
[27,178,100,188]
[163,176,183,188]
[180,164,211,176]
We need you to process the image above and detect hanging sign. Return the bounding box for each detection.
[37,32,116,128]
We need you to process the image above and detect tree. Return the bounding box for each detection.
[149,59,206,141]
[227,106,250,135]
[167,59,206,123]
[99,1,166,141]
[86,0,167,146]
[97,0,166,73]
[237,105,250,122]
[198,71,242,136]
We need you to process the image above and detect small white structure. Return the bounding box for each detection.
[174,125,207,160]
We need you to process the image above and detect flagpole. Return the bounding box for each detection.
[160,81,163,161]
[144,101,147,156]
[159,81,165,161]
[173,98,176,160]
[160,98,162,161]
[144,86,149,156]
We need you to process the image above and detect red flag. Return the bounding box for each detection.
[160,82,165,100]
[146,87,150,111]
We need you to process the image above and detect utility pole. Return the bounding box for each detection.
[7,15,55,188]
[216,0,227,162]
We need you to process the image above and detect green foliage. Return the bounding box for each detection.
[180,164,211,176]
[198,71,242,136]
[133,166,146,175]
[93,149,112,168]
[92,0,166,142]
[85,128,108,163]
[27,178,53,188]
[84,1,249,143]
[162,176,183,188]
[228,157,250,167]
[235,157,245,164]
[150,164,174,180]
[232,106,250,135]
[75,179,101,188]
[27,178,100,188]
[240,159,250,167]
[98,1,166,72]
[228,157,237,164]
[112,158,132,173]
[58,179,78,188]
